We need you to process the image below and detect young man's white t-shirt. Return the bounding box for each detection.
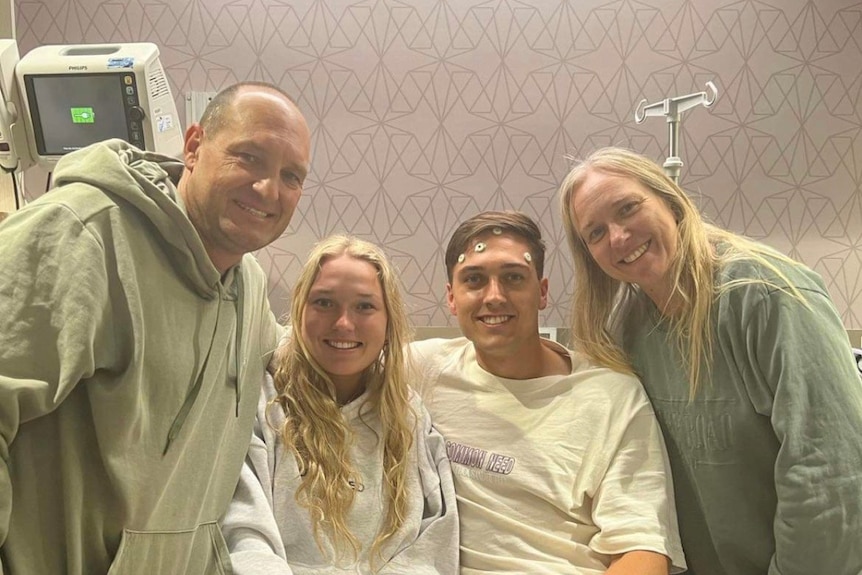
[411,337,686,575]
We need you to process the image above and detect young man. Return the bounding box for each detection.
[412,211,686,575]
[0,82,311,574]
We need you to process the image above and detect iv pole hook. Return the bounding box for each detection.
[633,81,718,183]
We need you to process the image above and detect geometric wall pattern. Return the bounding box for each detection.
[15,0,862,328]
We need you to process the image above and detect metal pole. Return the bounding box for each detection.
[1,0,15,40]
[665,118,682,184]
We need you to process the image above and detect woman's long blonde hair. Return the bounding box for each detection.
[559,147,805,398]
[270,234,415,567]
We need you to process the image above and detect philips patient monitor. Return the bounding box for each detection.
[15,43,182,169]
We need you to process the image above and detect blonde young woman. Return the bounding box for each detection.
[222,235,458,574]
[559,147,862,575]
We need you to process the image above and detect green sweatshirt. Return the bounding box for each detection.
[0,140,278,574]
[621,250,862,575]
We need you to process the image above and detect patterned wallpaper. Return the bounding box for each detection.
[13,0,862,329]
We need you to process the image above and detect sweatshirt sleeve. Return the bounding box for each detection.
[0,205,117,568]
[745,287,862,575]
[222,400,294,575]
[384,400,459,574]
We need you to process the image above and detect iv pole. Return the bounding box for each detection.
[1,0,14,39]
[1,0,28,212]
[634,81,718,184]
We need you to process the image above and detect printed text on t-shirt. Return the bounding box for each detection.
[446,440,516,475]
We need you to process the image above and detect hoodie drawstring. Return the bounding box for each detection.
[163,268,246,455]
[234,270,245,417]
[163,297,222,455]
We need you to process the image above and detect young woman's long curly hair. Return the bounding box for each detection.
[269,234,415,567]
[559,147,805,398]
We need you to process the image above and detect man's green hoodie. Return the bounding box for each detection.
[0,140,278,574]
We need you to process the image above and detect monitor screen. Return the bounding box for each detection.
[24,73,131,155]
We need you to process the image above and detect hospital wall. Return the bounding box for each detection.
[13,0,862,332]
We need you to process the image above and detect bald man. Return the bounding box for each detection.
[0,82,311,575]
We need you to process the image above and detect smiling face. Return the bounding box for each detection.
[570,168,679,305]
[301,254,388,398]
[179,88,311,273]
[447,232,548,371]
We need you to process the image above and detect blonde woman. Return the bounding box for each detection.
[222,235,458,574]
[559,147,862,575]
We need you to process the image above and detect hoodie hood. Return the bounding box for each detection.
[52,138,222,298]
[53,139,249,453]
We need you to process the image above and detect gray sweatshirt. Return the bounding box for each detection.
[222,373,459,574]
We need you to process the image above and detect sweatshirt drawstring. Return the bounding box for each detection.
[163,289,223,455]
[234,270,245,417]
[163,268,246,455]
